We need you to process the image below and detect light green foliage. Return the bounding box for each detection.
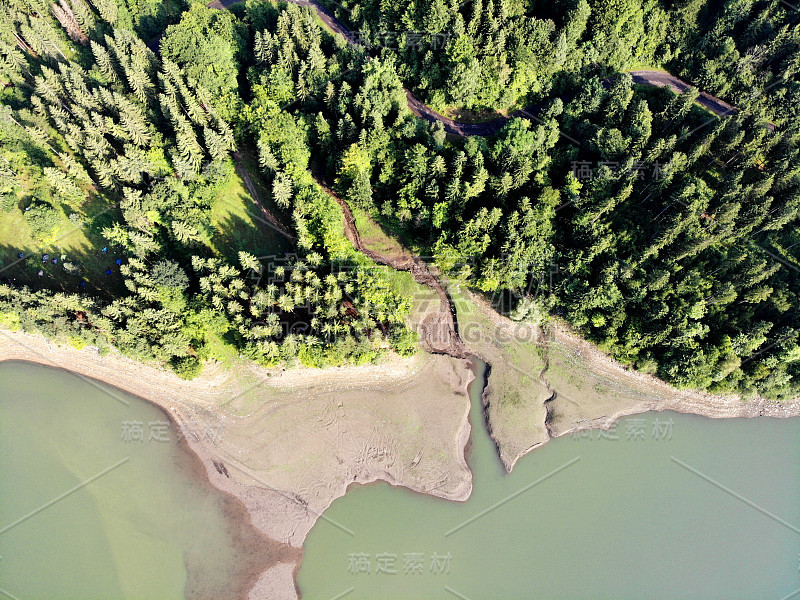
[160,5,244,117]
[24,203,62,242]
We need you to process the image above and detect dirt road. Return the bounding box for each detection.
[316,179,468,358]
[203,0,756,137]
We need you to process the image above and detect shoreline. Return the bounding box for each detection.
[460,291,800,472]
[0,329,474,599]
[4,314,800,596]
[0,354,302,600]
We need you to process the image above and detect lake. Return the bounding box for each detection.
[299,359,800,599]
[2,358,798,599]
[0,360,271,600]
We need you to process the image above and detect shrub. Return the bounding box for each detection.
[24,203,61,242]
[170,355,204,379]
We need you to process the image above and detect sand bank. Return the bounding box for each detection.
[456,290,800,472]
[4,285,800,596]
[0,329,474,599]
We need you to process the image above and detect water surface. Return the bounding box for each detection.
[0,361,270,599]
[300,359,800,599]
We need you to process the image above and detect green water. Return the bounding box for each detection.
[300,360,800,599]
[0,361,258,600]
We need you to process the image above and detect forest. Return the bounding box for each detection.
[0,0,417,377]
[1,0,799,400]
[320,0,800,120]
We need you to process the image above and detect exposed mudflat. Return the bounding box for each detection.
[4,190,799,598]
[453,292,800,472]
[0,331,475,600]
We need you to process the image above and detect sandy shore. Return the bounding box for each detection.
[4,288,800,596]
[457,290,800,472]
[0,329,474,600]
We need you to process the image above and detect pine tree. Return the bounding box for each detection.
[272,172,293,208]
[91,40,120,85]
[203,126,232,162]
[87,0,117,25]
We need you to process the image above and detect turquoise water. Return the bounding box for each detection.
[0,361,267,600]
[299,360,800,599]
[2,358,798,599]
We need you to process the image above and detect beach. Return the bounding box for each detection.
[3,305,800,597]
[0,329,474,599]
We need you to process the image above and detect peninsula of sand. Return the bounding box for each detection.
[3,270,800,599]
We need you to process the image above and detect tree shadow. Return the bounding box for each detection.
[210,194,293,264]
[0,195,128,300]
[0,240,128,300]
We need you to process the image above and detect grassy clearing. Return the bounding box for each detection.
[1,156,293,298]
[347,207,435,330]
[210,164,292,263]
[353,206,426,256]
[0,197,127,298]
[351,207,411,259]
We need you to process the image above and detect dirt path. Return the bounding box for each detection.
[203,1,756,137]
[232,152,297,243]
[316,179,468,358]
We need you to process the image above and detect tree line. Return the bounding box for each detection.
[1,0,798,399]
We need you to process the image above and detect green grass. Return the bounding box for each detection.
[624,62,668,74]
[352,207,408,257]
[351,206,426,256]
[210,161,292,264]
[348,207,430,308]
[0,198,127,298]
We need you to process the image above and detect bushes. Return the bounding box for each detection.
[297,336,381,368]
[0,311,22,331]
[160,5,245,118]
[0,193,16,213]
[24,203,62,243]
[391,328,419,357]
[170,355,203,379]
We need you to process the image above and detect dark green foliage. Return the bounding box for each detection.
[318,0,668,111]
[2,0,799,397]
[170,355,203,379]
[670,0,800,128]
[544,76,800,400]
[241,2,799,398]
[0,0,418,374]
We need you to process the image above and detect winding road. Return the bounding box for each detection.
[198,0,762,360]
[204,0,748,137]
[313,175,468,357]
